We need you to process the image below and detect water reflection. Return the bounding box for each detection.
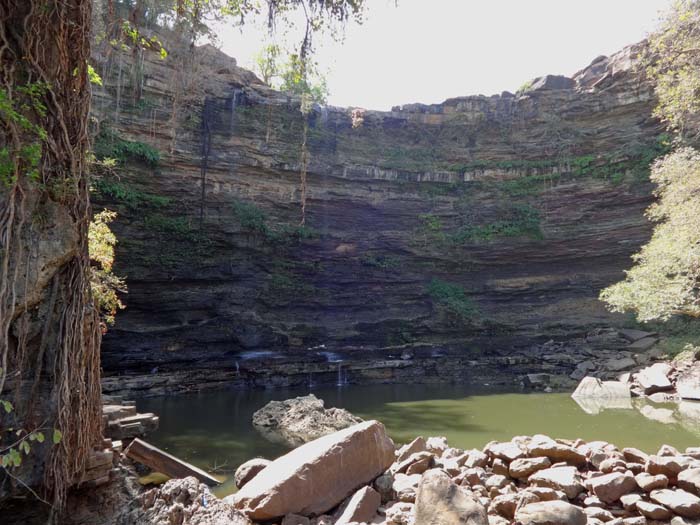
[136,384,700,498]
[571,395,633,415]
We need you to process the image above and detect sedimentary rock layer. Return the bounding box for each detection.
[91,31,663,389]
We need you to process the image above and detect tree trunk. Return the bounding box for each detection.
[0,0,102,511]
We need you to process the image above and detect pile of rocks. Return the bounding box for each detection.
[572,345,700,408]
[183,419,700,525]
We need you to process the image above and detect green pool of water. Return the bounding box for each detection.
[136,384,700,497]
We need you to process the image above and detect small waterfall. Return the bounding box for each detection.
[229,88,243,134]
[234,361,240,375]
[336,362,348,387]
[307,372,315,389]
[318,106,328,127]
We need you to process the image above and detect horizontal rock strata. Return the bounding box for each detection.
[92,28,663,390]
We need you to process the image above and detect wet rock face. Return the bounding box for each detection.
[92,32,662,387]
[252,394,363,447]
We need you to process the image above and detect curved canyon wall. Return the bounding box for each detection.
[91,34,664,394]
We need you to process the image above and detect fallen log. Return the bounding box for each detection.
[125,437,220,487]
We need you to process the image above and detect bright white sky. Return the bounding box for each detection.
[216,0,670,110]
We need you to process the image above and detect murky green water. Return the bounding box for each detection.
[136,384,700,497]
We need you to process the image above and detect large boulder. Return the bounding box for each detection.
[514,501,586,525]
[414,469,488,525]
[227,421,395,520]
[571,377,631,399]
[252,394,363,447]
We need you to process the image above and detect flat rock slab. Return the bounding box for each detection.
[628,336,659,351]
[678,365,700,400]
[637,363,674,395]
[527,436,587,466]
[572,377,631,399]
[228,420,395,521]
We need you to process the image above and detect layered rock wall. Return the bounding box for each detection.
[91,32,664,392]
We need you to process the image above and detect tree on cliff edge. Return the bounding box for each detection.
[601,0,700,322]
[0,0,364,513]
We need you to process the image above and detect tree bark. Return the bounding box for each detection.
[0,0,102,511]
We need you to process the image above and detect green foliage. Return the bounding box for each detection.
[0,83,49,187]
[232,199,270,236]
[254,44,282,85]
[624,316,700,357]
[93,127,160,166]
[89,210,126,326]
[87,64,103,86]
[360,254,400,270]
[92,177,171,209]
[452,204,542,243]
[251,43,329,104]
[517,79,534,93]
[600,148,700,321]
[646,0,700,135]
[0,398,60,471]
[427,278,479,320]
[231,199,318,243]
[280,55,329,105]
[143,214,199,239]
[451,141,673,196]
[418,213,447,243]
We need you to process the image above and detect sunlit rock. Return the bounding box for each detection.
[414,469,488,525]
[228,420,394,520]
[252,394,363,447]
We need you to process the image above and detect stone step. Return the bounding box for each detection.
[106,413,159,440]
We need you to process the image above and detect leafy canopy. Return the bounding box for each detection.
[600,1,700,322]
[647,0,700,137]
[601,149,700,320]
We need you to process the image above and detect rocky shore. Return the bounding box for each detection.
[135,420,700,525]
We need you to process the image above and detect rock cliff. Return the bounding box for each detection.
[91,31,665,394]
